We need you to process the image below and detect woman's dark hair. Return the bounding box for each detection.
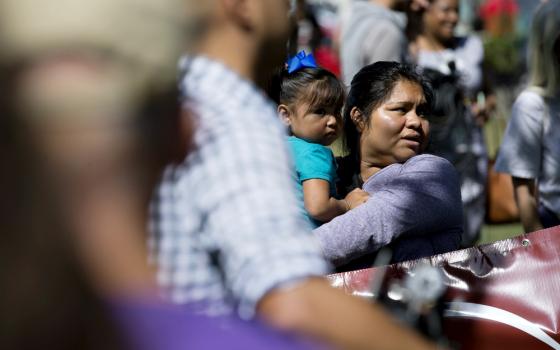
[340,61,434,191]
[268,66,345,115]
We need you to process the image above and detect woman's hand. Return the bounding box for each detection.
[344,188,370,210]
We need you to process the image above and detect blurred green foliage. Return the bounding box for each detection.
[483,33,524,77]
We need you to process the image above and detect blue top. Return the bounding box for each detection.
[287,136,338,228]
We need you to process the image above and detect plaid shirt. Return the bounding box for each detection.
[148,56,329,319]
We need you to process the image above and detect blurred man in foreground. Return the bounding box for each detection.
[0,0,315,349]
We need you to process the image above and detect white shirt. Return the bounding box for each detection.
[495,89,560,217]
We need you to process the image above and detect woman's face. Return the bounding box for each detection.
[358,79,430,169]
[423,0,459,43]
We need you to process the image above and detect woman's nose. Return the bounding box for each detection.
[405,111,422,129]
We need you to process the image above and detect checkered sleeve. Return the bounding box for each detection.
[198,108,329,319]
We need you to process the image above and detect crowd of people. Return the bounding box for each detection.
[1,0,559,349]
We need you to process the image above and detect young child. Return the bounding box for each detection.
[274,52,369,228]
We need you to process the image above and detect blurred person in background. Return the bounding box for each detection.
[495,0,560,232]
[409,0,495,247]
[340,0,428,86]
[149,0,437,349]
[0,0,318,349]
[288,0,322,56]
[290,1,342,76]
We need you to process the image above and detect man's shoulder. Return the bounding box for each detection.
[360,2,405,27]
[188,89,280,141]
[345,2,403,37]
[349,1,396,20]
[180,55,277,125]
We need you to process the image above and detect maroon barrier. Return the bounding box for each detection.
[327,226,560,350]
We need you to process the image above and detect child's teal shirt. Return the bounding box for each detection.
[287,136,338,228]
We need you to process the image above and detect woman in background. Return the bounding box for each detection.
[408,0,495,246]
[495,0,560,233]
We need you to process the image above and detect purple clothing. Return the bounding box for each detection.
[314,154,463,267]
[111,298,320,350]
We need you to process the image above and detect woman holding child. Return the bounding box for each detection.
[275,56,463,269]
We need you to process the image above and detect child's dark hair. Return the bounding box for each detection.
[340,61,434,188]
[269,66,345,115]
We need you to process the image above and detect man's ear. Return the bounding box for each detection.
[277,104,292,126]
[350,107,366,132]
[221,0,252,30]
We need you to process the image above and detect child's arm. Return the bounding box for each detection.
[303,179,369,222]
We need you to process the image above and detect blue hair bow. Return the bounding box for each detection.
[287,51,318,74]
